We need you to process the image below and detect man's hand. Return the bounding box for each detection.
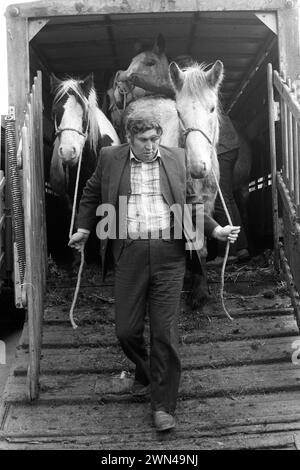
[212,225,240,243]
[68,231,89,252]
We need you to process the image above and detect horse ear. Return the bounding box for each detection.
[50,74,61,93]
[134,40,144,54]
[169,62,184,92]
[81,73,94,97]
[207,60,224,89]
[152,33,165,56]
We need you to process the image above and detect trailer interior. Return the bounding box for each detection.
[28,11,279,252]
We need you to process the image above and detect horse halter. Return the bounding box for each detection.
[54,116,89,139]
[113,70,135,111]
[177,109,215,147]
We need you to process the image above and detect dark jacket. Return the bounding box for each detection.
[76,143,218,277]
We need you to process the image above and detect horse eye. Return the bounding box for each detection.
[210,106,216,113]
[144,60,155,66]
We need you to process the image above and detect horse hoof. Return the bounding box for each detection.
[189,291,211,310]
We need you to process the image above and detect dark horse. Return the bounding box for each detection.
[47,74,120,266]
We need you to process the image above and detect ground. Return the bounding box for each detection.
[1,251,300,450]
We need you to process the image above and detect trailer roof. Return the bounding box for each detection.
[23,10,276,110]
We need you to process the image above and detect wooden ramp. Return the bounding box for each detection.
[1,264,300,450]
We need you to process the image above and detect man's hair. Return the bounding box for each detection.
[125,118,163,137]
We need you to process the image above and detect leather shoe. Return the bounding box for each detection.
[153,411,175,431]
[131,381,150,397]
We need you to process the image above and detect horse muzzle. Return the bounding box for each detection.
[58,146,80,166]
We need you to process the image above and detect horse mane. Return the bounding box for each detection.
[53,78,101,154]
[181,62,213,98]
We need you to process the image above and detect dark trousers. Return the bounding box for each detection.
[113,238,186,414]
[214,149,248,256]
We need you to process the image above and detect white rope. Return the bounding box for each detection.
[69,148,84,330]
[69,249,84,330]
[212,168,234,322]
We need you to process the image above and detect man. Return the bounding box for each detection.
[69,117,240,432]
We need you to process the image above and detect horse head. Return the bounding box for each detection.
[50,74,96,167]
[114,34,170,107]
[169,60,224,179]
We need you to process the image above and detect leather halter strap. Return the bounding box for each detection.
[177,110,215,147]
[54,117,88,139]
[182,127,213,146]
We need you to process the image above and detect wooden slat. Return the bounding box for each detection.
[0,172,5,196]
[0,431,298,450]
[281,96,289,183]
[0,252,4,270]
[11,0,287,19]
[279,246,300,331]
[0,215,5,232]
[18,313,298,350]
[3,361,300,404]
[277,7,300,83]
[267,63,279,269]
[13,335,300,376]
[6,16,30,145]
[38,34,264,51]
[274,71,300,122]
[293,118,300,207]
[22,73,45,401]
[43,303,293,324]
[276,172,300,237]
[2,392,300,450]
[287,79,294,196]
[0,171,5,267]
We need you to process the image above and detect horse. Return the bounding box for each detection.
[47,74,120,266]
[109,35,251,307]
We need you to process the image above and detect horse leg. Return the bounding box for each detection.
[189,257,210,310]
[234,184,251,258]
[234,184,249,233]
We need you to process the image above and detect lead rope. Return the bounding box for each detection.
[69,148,84,330]
[212,168,234,321]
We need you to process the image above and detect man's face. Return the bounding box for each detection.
[128,129,161,162]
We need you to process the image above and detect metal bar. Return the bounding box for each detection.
[267,63,279,271]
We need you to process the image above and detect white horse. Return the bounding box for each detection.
[48,74,120,266]
[50,74,120,196]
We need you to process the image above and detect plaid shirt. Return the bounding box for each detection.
[127,149,171,237]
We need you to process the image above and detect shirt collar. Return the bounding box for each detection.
[130,148,161,164]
